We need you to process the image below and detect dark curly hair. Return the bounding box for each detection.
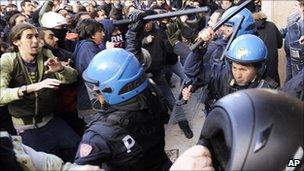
[76,19,103,40]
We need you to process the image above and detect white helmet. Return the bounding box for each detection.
[41,11,67,28]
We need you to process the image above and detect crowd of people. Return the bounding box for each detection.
[0,0,303,170]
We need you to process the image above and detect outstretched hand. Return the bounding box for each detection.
[44,57,64,74]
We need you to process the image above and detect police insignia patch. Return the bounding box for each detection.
[80,144,92,157]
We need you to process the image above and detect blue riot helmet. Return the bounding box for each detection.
[198,89,304,170]
[221,6,257,36]
[225,34,267,76]
[226,34,267,63]
[83,48,148,106]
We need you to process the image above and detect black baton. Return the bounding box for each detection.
[113,7,209,26]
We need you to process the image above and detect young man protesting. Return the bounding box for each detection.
[0,23,80,162]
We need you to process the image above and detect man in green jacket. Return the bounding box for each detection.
[0,23,80,162]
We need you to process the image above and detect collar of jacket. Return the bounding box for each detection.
[16,48,54,83]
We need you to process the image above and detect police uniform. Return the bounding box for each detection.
[184,36,227,86]
[184,6,258,86]
[204,64,279,111]
[187,34,278,112]
[74,87,170,171]
[285,15,304,77]
[282,68,304,100]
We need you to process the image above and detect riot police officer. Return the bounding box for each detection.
[171,89,303,170]
[183,34,279,112]
[184,6,258,82]
[168,7,258,138]
[281,0,304,101]
[284,0,304,79]
[286,0,304,77]
[74,48,171,171]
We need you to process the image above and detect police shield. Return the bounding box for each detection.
[287,22,304,76]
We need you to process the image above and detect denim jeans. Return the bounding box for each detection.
[20,117,81,162]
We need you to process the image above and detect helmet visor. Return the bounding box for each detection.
[84,82,103,111]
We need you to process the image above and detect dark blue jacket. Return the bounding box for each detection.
[73,39,101,110]
[101,19,114,43]
[282,68,304,101]
[205,63,278,111]
[74,87,169,170]
[184,43,278,111]
[184,37,227,85]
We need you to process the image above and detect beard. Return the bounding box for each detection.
[49,28,68,49]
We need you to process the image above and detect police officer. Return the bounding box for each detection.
[167,7,258,138]
[284,0,304,79]
[184,6,258,82]
[183,34,279,112]
[281,0,304,101]
[74,48,171,171]
[171,89,303,170]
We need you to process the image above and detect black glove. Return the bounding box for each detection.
[176,17,197,41]
[128,10,147,32]
[166,22,181,46]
